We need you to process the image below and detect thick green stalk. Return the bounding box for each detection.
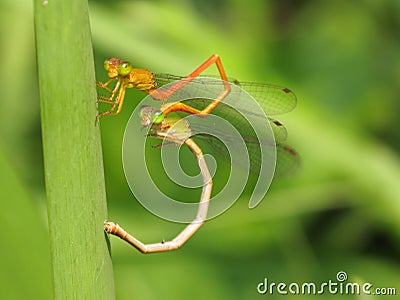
[34,0,114,298]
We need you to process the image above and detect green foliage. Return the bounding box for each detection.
[33,0,114,298]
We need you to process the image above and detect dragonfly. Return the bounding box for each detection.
[96,54,296,120]
[104,106,212,253]
[97,54,299,174]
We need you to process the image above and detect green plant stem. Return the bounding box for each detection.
[34,0,114,298]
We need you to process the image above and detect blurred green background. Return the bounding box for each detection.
[1,0,400,299]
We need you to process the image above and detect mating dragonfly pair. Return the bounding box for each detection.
[98,54,299,254]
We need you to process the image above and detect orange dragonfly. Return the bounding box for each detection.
[97,54,299,175]
[96,54,296,119]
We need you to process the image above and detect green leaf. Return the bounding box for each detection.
[34,0,115,298]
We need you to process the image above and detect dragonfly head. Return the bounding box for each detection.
[103,58,132,78]
[140,105,164,127]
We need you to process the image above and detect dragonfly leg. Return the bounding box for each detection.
[96,83,126,120]
[96,79,121,106]
[158,54,232,116]
[96,78,116,94]
[96,98,117,104]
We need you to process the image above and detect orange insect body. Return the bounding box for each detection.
[96,54,228,119]
[125,68,156,93]
[104,57,157,93]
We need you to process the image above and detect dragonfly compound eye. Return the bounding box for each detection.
[152,110,164,124]
[118,62,132,76]
[103,59,110,71]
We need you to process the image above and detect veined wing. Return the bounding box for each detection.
[154,73,297,115]
[190,122,300,177]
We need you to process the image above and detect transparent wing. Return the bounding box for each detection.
[153,75,300,177]
[155,73,297,115]
[191,122,300,178]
